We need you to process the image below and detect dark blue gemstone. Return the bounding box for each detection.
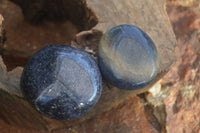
[98,25,158,90]
[20,45,102,120]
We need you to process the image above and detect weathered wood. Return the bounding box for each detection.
[0,0,176,130]
[0,15,5,55]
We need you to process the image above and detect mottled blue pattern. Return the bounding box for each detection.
[98,25,158,90]
[20,45,102,120]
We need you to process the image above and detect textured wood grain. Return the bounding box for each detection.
[0,0,176,130]
[0,14,4,55]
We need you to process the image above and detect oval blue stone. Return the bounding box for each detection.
[98,25,158,90]
[20,45,102,120]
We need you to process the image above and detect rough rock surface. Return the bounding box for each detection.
[147,1,200,133]
[164,2,200,133]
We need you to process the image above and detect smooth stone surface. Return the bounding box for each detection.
[98,25,158,90]
[20,45,102,120]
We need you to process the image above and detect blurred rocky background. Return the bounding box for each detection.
[0,0,200,132]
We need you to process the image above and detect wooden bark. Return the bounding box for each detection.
[0,0,176,130]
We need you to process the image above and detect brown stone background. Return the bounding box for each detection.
[0,0,200,132]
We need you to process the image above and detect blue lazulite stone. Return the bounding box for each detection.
[98,25,158,90]
[20,45,102,120]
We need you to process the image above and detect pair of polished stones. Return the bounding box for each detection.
[20,25,158,120]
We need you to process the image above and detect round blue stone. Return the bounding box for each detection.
[20,45,102,120]
[98,25,158,90]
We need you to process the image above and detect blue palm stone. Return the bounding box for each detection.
[98,25,158,90]
[20,45,102,120]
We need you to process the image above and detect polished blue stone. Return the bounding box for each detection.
[20,45,102,120]
[98,25,158,90]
